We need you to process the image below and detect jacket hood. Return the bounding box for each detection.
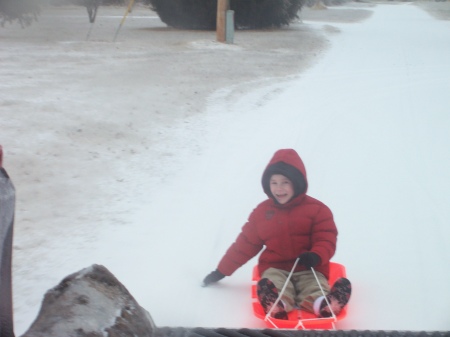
[261,149,308,202]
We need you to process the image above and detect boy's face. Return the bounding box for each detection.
[269,174,294,204]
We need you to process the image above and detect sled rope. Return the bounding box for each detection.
[311,266,337,319]
[291,267,338,329]
[264,258,299,322]
[264,260,338,330]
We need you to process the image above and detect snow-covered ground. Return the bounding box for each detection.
[1,1,450,335]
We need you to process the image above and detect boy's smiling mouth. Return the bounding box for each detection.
[275,193,289,203]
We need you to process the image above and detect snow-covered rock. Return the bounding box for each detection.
[21,264,155,337]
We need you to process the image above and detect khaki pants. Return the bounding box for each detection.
[261,267,330,314]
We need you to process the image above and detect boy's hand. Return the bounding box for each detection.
[298,252,321,268]
[202,270,225,287]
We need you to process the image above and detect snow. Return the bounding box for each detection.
[1,1,450,334]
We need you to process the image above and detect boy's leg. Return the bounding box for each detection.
[292,270,330,314]
[316,278,351,317]
[256,278,288,320]
[260,268,296,312]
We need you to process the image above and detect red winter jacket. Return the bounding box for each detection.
[217,149,337,279]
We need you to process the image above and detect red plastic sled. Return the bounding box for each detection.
[251,262,348,330]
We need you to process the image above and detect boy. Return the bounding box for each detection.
[202,149,351,319]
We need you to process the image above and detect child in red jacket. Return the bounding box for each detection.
[202,149,351,319]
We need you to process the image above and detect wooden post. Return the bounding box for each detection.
[216,0,229,42]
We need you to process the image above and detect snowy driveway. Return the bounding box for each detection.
[95,3,450,331]
[5,2,450,333]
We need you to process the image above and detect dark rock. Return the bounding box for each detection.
[21,264,155,337]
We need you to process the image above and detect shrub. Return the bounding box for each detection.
[147,0,305,30]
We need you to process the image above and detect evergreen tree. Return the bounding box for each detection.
[147,0,305,30]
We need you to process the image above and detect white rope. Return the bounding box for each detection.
[310,266,337,320]
[262,261,338,330]
[264,257,299,321]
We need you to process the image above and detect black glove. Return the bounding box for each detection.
[202,269,225,287]
[298,252,321,268]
